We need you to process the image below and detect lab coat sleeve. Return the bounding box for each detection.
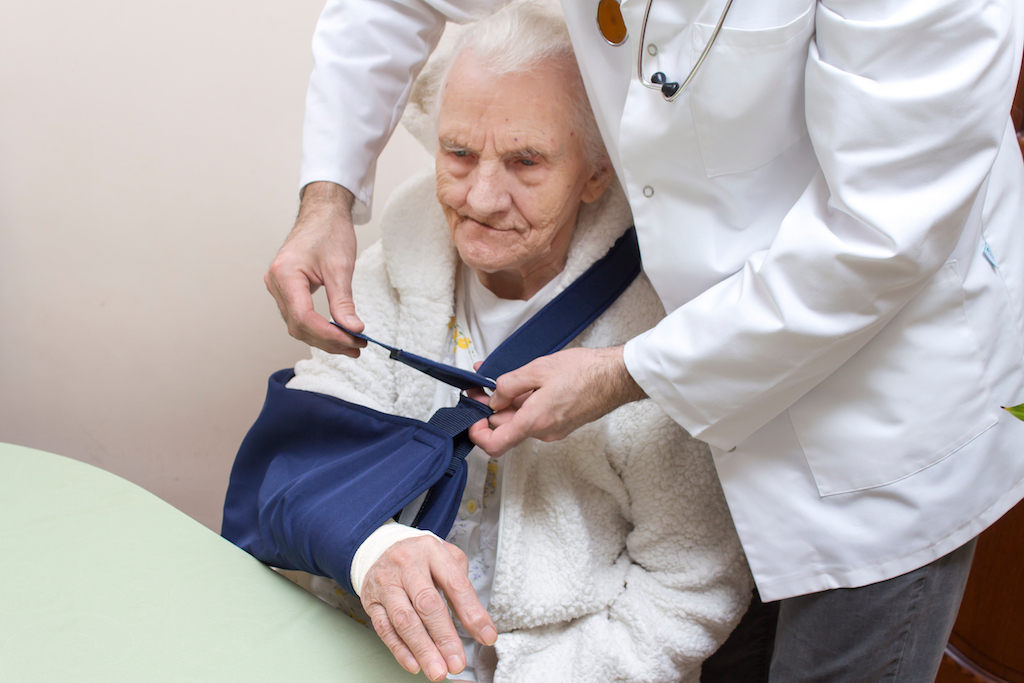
[300,0,501,223]
[494,403,752,683]
[624,0,1022,450]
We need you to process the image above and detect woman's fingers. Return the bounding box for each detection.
[364,597,421,674]
[438,543,498,647]
[361,537,493,680]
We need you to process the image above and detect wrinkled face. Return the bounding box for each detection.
[435,51,609,299]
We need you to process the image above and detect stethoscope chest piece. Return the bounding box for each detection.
[597,0,628,45]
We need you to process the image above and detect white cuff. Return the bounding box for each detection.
[350,520,442,595]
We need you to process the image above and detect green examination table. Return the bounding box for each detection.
[0,443,422,682]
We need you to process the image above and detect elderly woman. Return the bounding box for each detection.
[280,3,751,682]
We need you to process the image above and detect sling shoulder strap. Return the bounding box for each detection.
[333,226,642,393]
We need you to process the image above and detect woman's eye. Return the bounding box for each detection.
[453,150,469,157]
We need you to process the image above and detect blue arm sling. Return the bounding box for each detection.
[221,228,641,593]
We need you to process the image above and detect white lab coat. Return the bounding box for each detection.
[299,0,1024,600]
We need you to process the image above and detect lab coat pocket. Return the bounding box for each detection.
[689,6,815,178]
[788,262,999,497]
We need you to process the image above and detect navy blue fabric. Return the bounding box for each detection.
[221,227,641,594]
[479,227,641,378]
[222,369,456,593]
[415,395,493,532]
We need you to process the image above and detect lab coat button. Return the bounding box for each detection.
[647,44,658,56]
[642,186,654,198]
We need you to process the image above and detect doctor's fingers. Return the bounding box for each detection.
[480,391,532,430]
[320,236,367,340]
[265,190,365,355]
[496,346,645,433]
[264,261,365,357]
[474,344,644,448]
[469,396,568,457]
[487,359,554,412]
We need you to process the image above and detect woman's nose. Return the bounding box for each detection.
[466,162,512,215]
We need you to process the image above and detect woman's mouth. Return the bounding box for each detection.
[465,217,515,232]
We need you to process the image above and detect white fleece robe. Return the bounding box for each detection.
[287,169,752,683]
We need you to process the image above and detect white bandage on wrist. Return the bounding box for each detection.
[350,519,443,595]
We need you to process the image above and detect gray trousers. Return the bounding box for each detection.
[701,539,977,683]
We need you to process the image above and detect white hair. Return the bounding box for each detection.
[430,0,608,171]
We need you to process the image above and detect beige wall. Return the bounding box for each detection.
[0,1,433,530]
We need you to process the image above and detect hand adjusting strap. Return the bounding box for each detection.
[332,226,641,395]
[335,226,642,477]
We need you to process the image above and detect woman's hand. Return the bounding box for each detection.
[360,536,497,681]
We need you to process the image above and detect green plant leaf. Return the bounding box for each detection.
[1003,403,1024,422]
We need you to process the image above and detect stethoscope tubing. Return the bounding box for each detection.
[637,0,734,101]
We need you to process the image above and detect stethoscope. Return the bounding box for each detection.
[597,0,734,101]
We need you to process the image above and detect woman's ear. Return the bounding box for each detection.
[580,159,613,204]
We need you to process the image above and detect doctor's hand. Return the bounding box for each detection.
[360,536,496,681]
[264,181,367,357]
[468,346,647,457]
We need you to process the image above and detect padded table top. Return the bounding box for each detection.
[0,443,421,682]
